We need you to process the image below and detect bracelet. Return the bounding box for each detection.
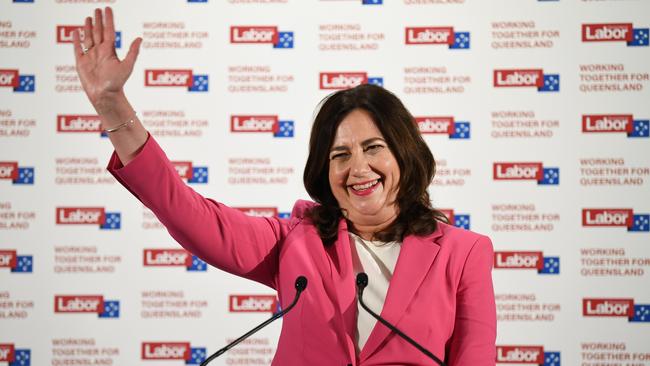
[103,112,136,133]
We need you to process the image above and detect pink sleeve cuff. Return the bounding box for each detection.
[106,133,171,203]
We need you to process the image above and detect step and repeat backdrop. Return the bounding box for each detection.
[2,0,650,365]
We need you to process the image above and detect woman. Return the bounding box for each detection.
[74,7,496,365]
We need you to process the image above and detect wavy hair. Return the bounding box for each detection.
[303,84,447,245]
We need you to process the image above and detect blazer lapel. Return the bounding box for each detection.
[359,227,442,361]
[320,219,357,361]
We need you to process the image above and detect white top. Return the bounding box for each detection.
[349,233,402,352]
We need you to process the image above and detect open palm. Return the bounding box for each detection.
[73,7,142,111]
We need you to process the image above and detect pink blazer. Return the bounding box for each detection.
[108,137,496,366]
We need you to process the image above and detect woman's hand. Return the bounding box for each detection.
[73,7,142,114]
[72,7,148,164]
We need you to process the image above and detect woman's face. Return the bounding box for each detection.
[328,109,400,228]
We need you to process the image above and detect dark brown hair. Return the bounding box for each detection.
[303,84,447,246]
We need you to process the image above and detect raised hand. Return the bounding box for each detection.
[72,7,148,164]
[73,7,142,114]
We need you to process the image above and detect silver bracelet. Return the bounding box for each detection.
[104,113,136,133]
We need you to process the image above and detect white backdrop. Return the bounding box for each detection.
[1,1,649,365]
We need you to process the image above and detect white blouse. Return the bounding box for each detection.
[349,233,402,352]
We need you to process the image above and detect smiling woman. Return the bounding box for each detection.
[298,86,496,363]
[73,7,496,365]
[304,84,448,245]
[329,110,402,236]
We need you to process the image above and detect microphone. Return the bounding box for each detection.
[356,273,446,366]
[201,276,308,366]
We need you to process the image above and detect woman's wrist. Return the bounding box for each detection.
[92,89,125,113]
[94,91,136,130]
[103,112,137,133]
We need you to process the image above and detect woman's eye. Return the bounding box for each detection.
[366,144,383,151]
[331,153,348,160]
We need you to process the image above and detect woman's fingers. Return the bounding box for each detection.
[123,37,143,74]
[83,16,93,49]
[103,7,116,43]
[92,8,103,45]
[74,7,137,100]
[72,28,84,61]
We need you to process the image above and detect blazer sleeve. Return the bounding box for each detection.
[107,136,285,289]
[445,235,497,366]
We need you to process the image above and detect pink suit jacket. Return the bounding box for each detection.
[108,136,497,366]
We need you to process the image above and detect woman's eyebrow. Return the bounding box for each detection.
[361,137,385,146]
[330,145,348,153]
[330,137,385,152]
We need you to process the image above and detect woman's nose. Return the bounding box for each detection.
[349,152,371,176]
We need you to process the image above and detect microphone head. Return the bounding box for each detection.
[295,276,308,292]
[356,273,368,289]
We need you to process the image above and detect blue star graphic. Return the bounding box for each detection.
[274,32,294,49]
[14,75,35,92]
[100,212,121,230]
[628,28,649,47]
[538,74,560,92]
[13,167,34,185]
[367,77,383,87]
[629,214,649,232]
[450,32,470,49]
[114,31,122,49]
[189,75,209,92]
[543,351,561,366]
[450,122,470,139]
[99,300,120,318]
[274,121,294,138]
[630,304,650,322]
[629,120,649,138]
[454,214,471,229]
[188,167,209,184]
[9,349,31,366]
[11,255,33,273]
[539,257,560,274]
[187,347,207,364]
[539,167,560,185]
[188,256,207,271]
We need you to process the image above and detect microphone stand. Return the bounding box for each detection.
[356,273,446,366]
[200,276,308,366]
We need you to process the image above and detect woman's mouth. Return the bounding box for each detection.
[349,179,381,196]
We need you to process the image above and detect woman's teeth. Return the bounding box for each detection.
[352,180,379,191]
